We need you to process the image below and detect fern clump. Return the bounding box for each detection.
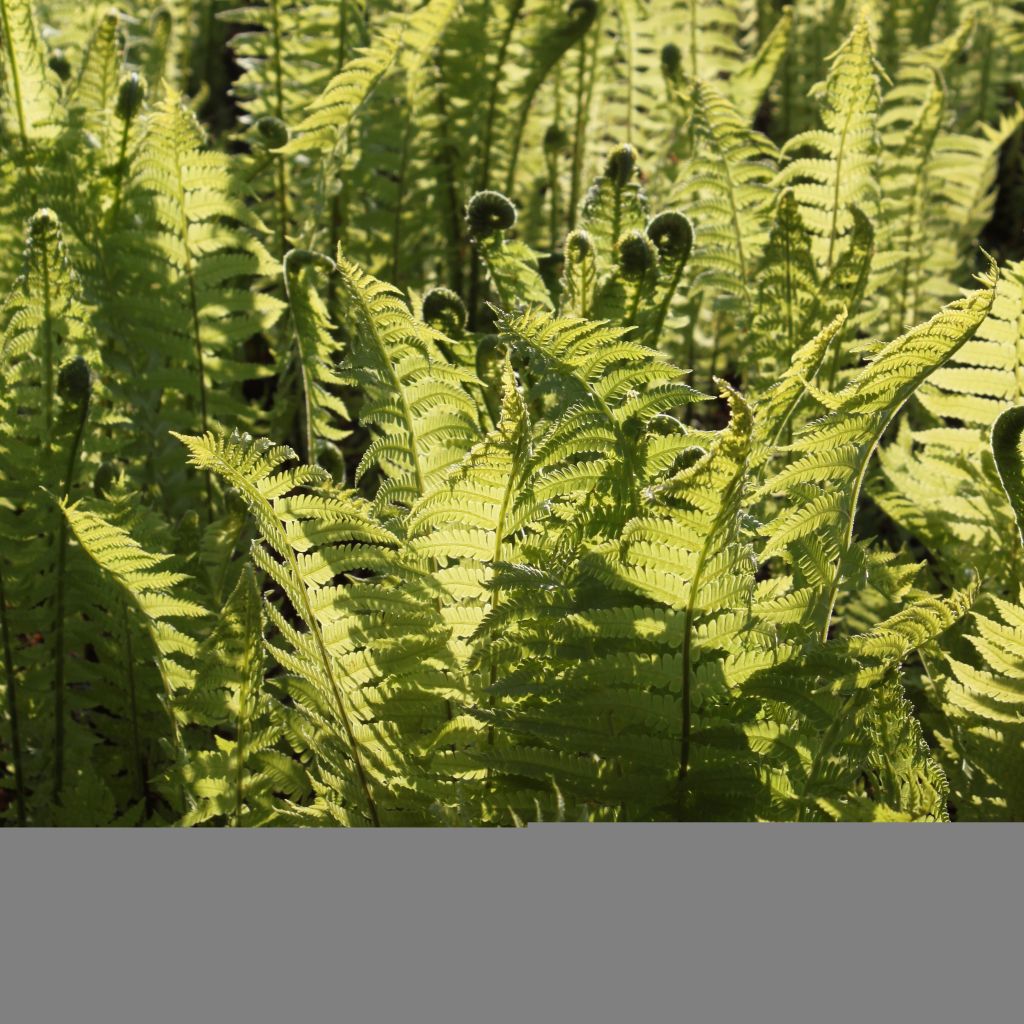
[2,0,1024,825]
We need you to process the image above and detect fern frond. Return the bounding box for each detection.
[281,249,349,464]
[748,189,823,389]
[175,429,454,825]
[0,0,61,145]
[104,90,283,509]
[334,252,483,510]
[730,6,792,123]
[761,269,997,637]
[278,28,399,159]
[671,76,778,309]
[777,11,883,272]
[177,563,287,827]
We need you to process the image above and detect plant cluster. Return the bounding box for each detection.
[2,0,1024,825]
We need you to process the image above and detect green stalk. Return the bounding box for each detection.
[106,119,133,232]
[390,123,414,284]
[468,0,525,327]
[646,262,688,350]
[433,63,466,294]
[121,600,144,805]
[568,17,601,229]
[53,393,90,804]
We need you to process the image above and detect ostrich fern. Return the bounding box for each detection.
[2,0,1024,825]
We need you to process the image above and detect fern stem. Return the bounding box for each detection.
[467,1,525,328]
[818,444,874,643]
[390,124,414,285]
[269,2,290,258]
[568,19,599,229]
[683,295,702,424]
[269,0,286,119]
[977,16,994,126]
[687,0,699,79]
[107,119,132,232]
[187,273,214,520]
[621,8,634,145]
[647,260,687,347]
[0,0,40,205]
[41,240,55,450]
[707,316,723,394]
[485,462,518,748]
[626,278,644,327]
[612,182,624,250]
[547,149,562,254]
[824,321,845,391]
[275,157,290,260]
[121,600,144,805]
[677,514,722,814]
[234,613,257,828]
[53,393,90,804]
[824,122,852,275]
[433,65,466,293]
[0,566,26,825]
[479,0,524,194]
[0,1,30,149]
[283,252,323,465]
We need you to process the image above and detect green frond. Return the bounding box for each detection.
[777,11,883,272]
[175,428,454,825]
[281,249,349,464]
[760,271,996,636]
[730,6,792,123]
[748,189,824,389]
[60,494,207,815]
[177,563,287,827]
[278,27,400,158]
[333,252,483,509]
[66,8,124,154]
[671,77,778,309]
[0,0,61,144]
[104,90,284,482]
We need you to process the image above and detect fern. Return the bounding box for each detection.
[175,429,458,825]
[759,269,996,639]
[177,564,287,826]
[280,249,349,465]
[333,251,483,512]
[104,91,283,513]
[777,10,884,273]
[60,495,207,812]
[671,77,777,309]
[0,0,61,146]
[0,210,103,820]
